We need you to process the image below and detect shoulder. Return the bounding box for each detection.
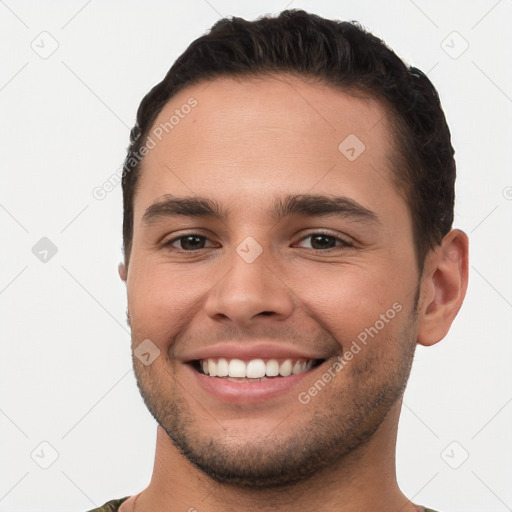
[84,496,130,512]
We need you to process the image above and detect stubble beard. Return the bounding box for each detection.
[132,305,418,490]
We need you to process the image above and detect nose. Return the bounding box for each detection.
[204,244,295,328]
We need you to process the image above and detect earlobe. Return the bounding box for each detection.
[417,229,469,347]
[118,262,128,282]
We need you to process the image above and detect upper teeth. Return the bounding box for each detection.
[201,358,314,378]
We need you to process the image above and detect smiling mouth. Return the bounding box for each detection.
[191,357,325,382]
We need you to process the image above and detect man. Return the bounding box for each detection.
[89,9,468,512]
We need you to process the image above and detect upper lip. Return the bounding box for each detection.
[180,342,327,363]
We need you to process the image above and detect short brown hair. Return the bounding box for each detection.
[121,9,456,270]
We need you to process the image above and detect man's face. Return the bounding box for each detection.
[123,75,422,488]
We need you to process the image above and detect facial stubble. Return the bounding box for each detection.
[131,297,419,490]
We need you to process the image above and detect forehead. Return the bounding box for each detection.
[133,74,404,224]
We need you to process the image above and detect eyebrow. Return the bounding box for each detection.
[141,193,380,226]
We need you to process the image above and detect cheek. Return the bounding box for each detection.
[127,264,207,342]
[289,263,402,336]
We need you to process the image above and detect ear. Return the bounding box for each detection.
[417,229,469,347]
[118,262,127,282]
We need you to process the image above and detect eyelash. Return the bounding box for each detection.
[163,231,353,253]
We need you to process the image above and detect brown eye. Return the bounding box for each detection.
[165,234,214,251]
[309,235,337,250]
[296,232,352,251]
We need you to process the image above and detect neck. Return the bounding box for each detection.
[132,399,420,512]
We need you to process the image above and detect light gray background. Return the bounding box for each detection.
[1,1,511,511]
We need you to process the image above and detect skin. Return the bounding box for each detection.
[117,74,468,512]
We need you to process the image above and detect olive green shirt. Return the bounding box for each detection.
[86,497,440,511]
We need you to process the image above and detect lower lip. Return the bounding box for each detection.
[186,364,317,404]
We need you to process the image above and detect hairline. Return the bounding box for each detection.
[125,71,429,274]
